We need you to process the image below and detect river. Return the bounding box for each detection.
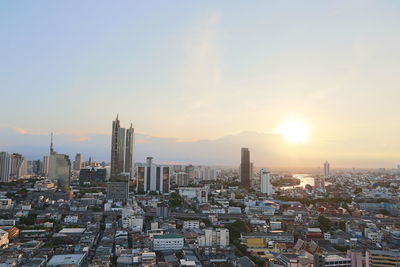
[280,174,331,190]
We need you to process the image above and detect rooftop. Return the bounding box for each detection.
[47,254,85,266]
[154,234,183,239]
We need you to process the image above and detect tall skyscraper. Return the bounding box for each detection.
[110,115,135,178]
[240,148,250,187]
[260,168,272,196]
[125,124,135,178]
[42,156,50,176]
[324,161,330,178]
[0,152,11,183]
[48,154,71,191]
[73,153,83,171]
[136,157,170,194]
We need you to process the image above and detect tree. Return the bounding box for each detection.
[318,215,332,232]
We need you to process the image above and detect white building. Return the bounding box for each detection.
[197,228,229,248]
[153,234,184,251]
[178,187,208,203]
[260,168,272,195]
[64,215,79,224]
[47,254,85,267]
[136,157,170,194]
[183,220,200,230]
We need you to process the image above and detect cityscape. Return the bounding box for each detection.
[1,1,400,267]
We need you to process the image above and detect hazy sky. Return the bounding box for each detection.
[1,1,400,167]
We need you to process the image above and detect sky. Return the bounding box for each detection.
[1,1,400,168]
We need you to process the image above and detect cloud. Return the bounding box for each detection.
[14,128,29,134]
[70,136,91,142]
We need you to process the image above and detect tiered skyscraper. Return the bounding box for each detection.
[110,115,135,178]
[240,148,251,187]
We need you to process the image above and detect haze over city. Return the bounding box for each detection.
[2,1,400,167]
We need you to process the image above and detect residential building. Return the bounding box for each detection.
[0,152,11,183]
[260,168,272,195]
[153,234,184,251]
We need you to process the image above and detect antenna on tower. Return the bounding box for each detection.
[50,132,55,155]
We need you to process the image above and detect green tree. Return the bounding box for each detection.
[318,215,332,232]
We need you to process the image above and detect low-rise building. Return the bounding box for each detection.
[153,234,184,251]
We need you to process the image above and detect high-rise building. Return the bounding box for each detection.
[136,157,170,194]
[10,153,27,179]
[240,148,251,187]
[73,153,83,171]
[30,160,42,175]
[42,156,50,176]
[324,161,330,178]
[0,152,11,183]
[79,167,107,186]
[48,154,71,191]
[110,115,135,178]
[176,172,189,186]
[125,124,135,178]
[260,168,272,196]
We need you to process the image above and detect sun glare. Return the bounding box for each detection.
[277,120,309,144]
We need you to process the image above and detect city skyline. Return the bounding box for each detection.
[2,1,400,167]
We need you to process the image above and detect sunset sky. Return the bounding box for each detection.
[1,1,400,167]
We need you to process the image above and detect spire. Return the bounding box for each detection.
[116,114,119,121]
[50,132,55,155]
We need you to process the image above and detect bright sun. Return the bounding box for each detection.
[277,120,309,144]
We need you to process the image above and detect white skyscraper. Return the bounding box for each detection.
[324,161,330,178]
[260,168,272,195]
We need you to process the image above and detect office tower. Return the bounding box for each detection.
[176,172,189,186]
[10,153,27,179]
[73,153,83,171]
[324,160,330,177]
[42,156,50,176]
[125,124,135,178]
[30,160,42,175]
[0,152,11,183]
[240,148,251,187]
[48,154,71,191]
[110,115,135,178]
[260,168,272,195]
[79,167,107,186]
[136,157,170,194]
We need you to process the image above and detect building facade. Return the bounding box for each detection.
[110,115,135,178]
[136,157,170,194]
[240,148,250,187]
[48,154,71,191]
[0,152,11,183]
[260,168,272,195]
